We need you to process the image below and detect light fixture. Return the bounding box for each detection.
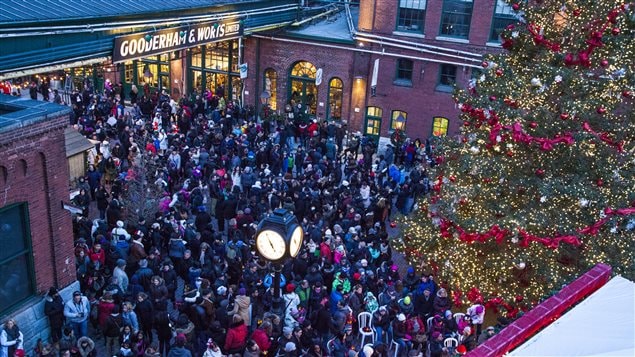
[394,113,406,131]
[260,90,271,105]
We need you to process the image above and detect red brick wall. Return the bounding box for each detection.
[0,115,76,295]
[240,1,502,140]
[243,37,359,126]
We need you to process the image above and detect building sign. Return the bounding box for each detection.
[113,21,243,62]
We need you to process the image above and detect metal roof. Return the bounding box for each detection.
[0,0,254,23]
[65,126,94,157]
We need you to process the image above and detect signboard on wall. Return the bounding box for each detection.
[113,21,243,63]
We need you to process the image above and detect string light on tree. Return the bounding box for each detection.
[397,0,635,312]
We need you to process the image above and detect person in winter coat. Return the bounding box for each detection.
[58,327,75,353]
[0,319,23,357]
[467,304,485,336]
[160,260,178,301]
[135,293,154,343]
[104,305,124,356]
[97,293,116,331]
[233,288,252,327]
[153,301,172,357]
[251,321,272,353]
[167,334,192,357]
[64,291,91,338]
[76,336,96,357]
[433,288,452,315]
[224,314,248,354]
[282,284,300,325]
[121,302,139,333]
[44,287,65,345]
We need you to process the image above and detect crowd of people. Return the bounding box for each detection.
[1,80,503,357]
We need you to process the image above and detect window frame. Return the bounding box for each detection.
[436,63,458,93]
[327,77,343,121]
[395,58,414,86]
[432,116,449,136]
[264,68,278,111]
[390,110,408,132]
[489,0,516,42]
[364,106,383,137]
[439,0,474,39]
[396,0,427,34]
[0,203,35,317]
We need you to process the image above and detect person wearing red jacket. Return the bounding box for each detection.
[88,243,106,269]
[250,321,272,353]
[224,314,248,354]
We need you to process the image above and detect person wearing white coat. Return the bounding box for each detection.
[0,319,23,357]
[467,303,485,336]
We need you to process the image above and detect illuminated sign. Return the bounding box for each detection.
[113,21,242,62]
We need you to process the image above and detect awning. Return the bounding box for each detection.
[508,276,635,357]
[65,127,95,157]
[0,55,110,81]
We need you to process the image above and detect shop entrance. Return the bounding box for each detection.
[288,61,318,117]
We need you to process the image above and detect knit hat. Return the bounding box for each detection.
[476,305,484,314]
[175,333,186,345]
[286,283,296,293]
[284,342,296,352]
[14,350,25,357]
[116,259,126,268]
[116,220,124,228]
[283,326,293,336]
[238,287,247,295]
[360,259,368,267]
[362,345,374,357]
[457,345,467,355]
[445,310,453,318]
[325,229,332,236]
[217,286,227,296]
[397,313,406,322]
[432,331,441,339]
[48,287,58,296]
[404,296,411,305]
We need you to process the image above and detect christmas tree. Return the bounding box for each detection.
[397,0,635,314]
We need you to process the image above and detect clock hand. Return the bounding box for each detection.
[269,238,275,250]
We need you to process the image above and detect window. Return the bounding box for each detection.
[289,61,318,115]
[437,64,457,92]
[395,58,414,85]
[490,0,516,42]
[264,69,278,111]
[432,117,449,136]
[327,78,343,120]
[124,62,134,83]
[0,203,34,315]
[365,106,383,136]
[390,110,408,132]
[440,0,474,39]
[397,0,426,33]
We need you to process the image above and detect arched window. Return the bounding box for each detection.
[289,61,318,115]
[432,116,449,136]
[327,78,343,120]
[264,68,278,110]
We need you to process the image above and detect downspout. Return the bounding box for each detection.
[255,37,262,116]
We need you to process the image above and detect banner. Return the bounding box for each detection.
[371,58,380,87]
[239,63,248,79]
[113,21,243,62]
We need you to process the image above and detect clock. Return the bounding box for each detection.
[289,225,304,258]
[255,229,286,261]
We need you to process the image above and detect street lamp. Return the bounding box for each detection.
[394,113,406,131]
[254,208,304,316]
[260,91,270,105]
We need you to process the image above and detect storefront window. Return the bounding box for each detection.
[191,47,203,68]
[289,61,318,115]
[0,203,35,316]
[138,62,158,87]
[124,62,134,83]
[187,40,240,101]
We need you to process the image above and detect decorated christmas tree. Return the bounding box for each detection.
[397,0,635,314]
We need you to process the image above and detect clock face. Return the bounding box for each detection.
[289,225,304,258]
[256,229,286,261]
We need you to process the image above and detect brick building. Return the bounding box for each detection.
[244,0,513,142]
[0,95,78,347]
